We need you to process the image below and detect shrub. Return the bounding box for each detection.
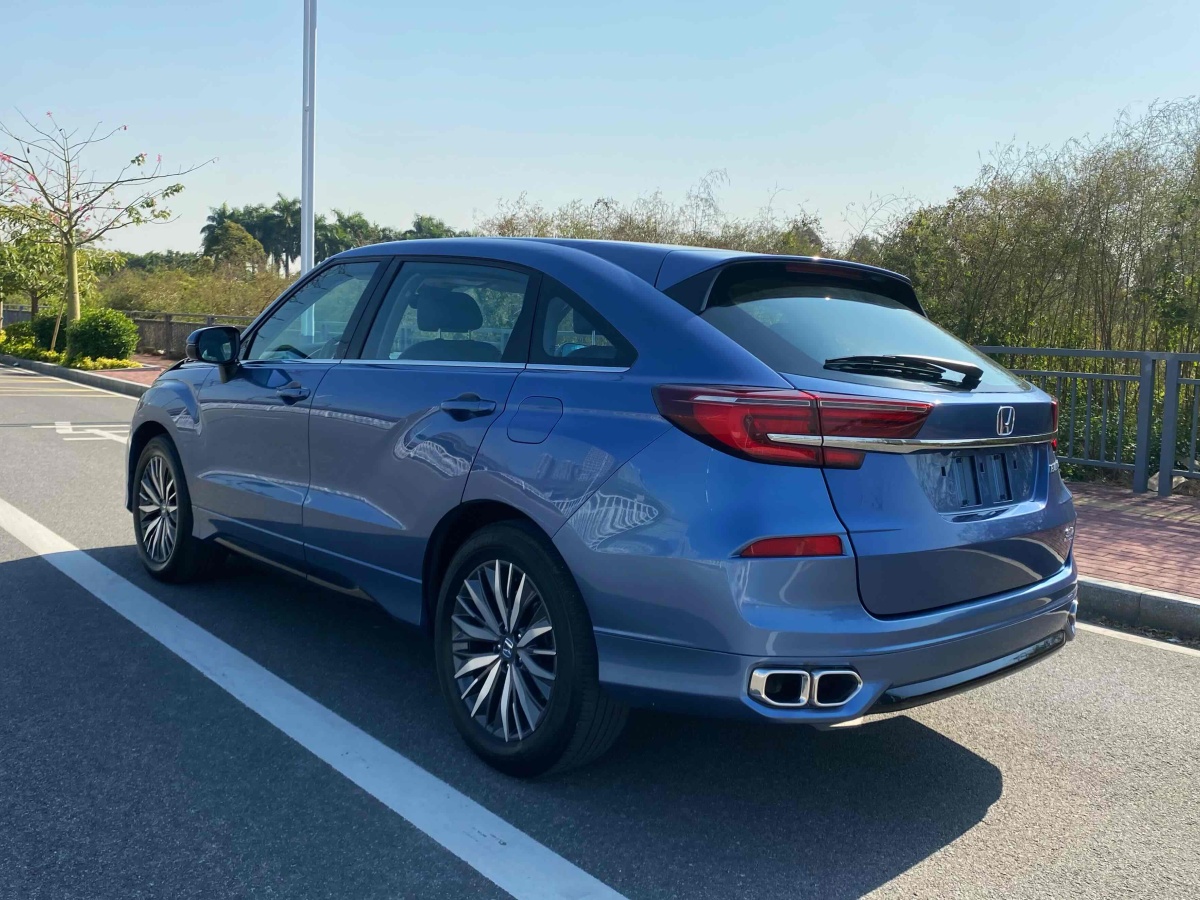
[66,308,139,361]
[68,356,136,371]
[2,320,34,345]
[3,340,66,364]
[31,313,69,351]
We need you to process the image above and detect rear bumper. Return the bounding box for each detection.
[594,566,1078,724]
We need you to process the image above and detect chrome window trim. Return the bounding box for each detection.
[766,431,1057,454]
[344,358,527,369]
[525,363,632,374]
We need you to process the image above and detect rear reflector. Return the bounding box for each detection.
[740,535,844,558]
[653,385,931,468]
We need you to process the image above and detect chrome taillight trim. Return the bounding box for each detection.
[767,431,1058,454]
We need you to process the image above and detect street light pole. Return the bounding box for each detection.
[300,0,317,275]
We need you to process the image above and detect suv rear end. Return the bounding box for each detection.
[556,254,1077,724]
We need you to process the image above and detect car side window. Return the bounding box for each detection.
[531,278,635,367]
[359,261,534,363]
[247,261,380,361]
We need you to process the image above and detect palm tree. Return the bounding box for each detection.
[200,203,234,255]
[270,195,301,276]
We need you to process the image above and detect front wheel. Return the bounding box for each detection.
[132,436,224,582]
[434,522,627,777]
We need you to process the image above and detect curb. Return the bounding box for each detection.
[1,354,149,398]
[1079,576,1200,642]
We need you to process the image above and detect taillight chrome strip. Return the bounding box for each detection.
[789,431,1060,454]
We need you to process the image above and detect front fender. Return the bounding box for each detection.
[125,368,210,510]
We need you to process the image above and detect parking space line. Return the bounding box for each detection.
[0,494,625,900]
[1076,622,1200,658]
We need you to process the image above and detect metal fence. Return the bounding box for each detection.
[979,347,1200,497]
[126,311,255,357]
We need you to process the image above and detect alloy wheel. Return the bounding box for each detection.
[138,455,178,564]
[450,560,557,742]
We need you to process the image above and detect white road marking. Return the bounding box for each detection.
[30,421,130,444]
[0,495,625,900]
[0,364,143,400]
[1077,622,1200,658]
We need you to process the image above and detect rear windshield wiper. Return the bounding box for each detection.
[824,354,983,390]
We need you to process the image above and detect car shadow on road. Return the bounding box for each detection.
[560,710,1002,899]
[76,545,1002,900]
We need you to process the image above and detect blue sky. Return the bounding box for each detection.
[4,0,1198,253]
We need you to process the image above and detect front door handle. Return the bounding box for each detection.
[277,383,310,402]
[440,393,497,420]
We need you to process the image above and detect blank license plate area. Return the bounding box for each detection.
[948,451,1013,508]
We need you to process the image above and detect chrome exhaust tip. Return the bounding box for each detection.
[811,669,864,708]
[748,668,811,708]
[1065,585,1079,641]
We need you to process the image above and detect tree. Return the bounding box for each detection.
[270,194,301,275]
[205,221,266,272]
[0,111,210,322]
[403,214,464,240]
[0,206,123,317]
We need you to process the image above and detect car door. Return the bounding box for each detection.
[304,258,537,623]
[191,258,386,568]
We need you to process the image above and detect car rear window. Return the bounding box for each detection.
[697,263,1025,392]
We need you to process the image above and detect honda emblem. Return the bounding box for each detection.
[996,406,1016,436]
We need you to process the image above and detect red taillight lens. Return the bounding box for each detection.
[1050,398,1059,452]
[653,385,932,469]
[740,535,844,557]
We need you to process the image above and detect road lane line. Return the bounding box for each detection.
[1077,622,1200,658]
[0,495,626,900]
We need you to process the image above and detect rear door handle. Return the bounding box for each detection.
[440,393,497,420]
[277,383,310,402]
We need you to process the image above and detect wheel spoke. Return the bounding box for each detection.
[491,562,509,631]
[512,665,543,730]
[454,653,498,679]
[451,614,500,643]
[470,661,501,717]
[518,649,555,683]
[463,578,502,637]
[499,665,513,742]
[508,572,528,633]
[517,621,552,647]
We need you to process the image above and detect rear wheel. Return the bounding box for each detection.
[434,522,627,777]
[133,436,224,582]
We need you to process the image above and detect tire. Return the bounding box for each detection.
[434,521,627,777]
[132,436,225,583]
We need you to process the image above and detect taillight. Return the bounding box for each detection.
[653,385,932,469]
[1050,398,1059,451]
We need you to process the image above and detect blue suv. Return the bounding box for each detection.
[127,238,1078,775]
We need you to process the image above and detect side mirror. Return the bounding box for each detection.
[186,326,242,382]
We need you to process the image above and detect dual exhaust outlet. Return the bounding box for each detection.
[748,667,863,709]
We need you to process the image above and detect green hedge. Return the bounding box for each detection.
[2,320,34,344]
[31,313,69,351]
[65,308,139,361]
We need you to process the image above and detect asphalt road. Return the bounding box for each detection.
[1,363,1198,900]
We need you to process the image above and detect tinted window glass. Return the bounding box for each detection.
[701,264,1023,391]
[248,261,379,361]
[361,262,532,363]
[532,279,635,367]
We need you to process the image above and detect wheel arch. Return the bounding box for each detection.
[126,420,171,510]
[421,500,551,633]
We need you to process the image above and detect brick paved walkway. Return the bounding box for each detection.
[97,353,168,387]
[1069,481,1200,597]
